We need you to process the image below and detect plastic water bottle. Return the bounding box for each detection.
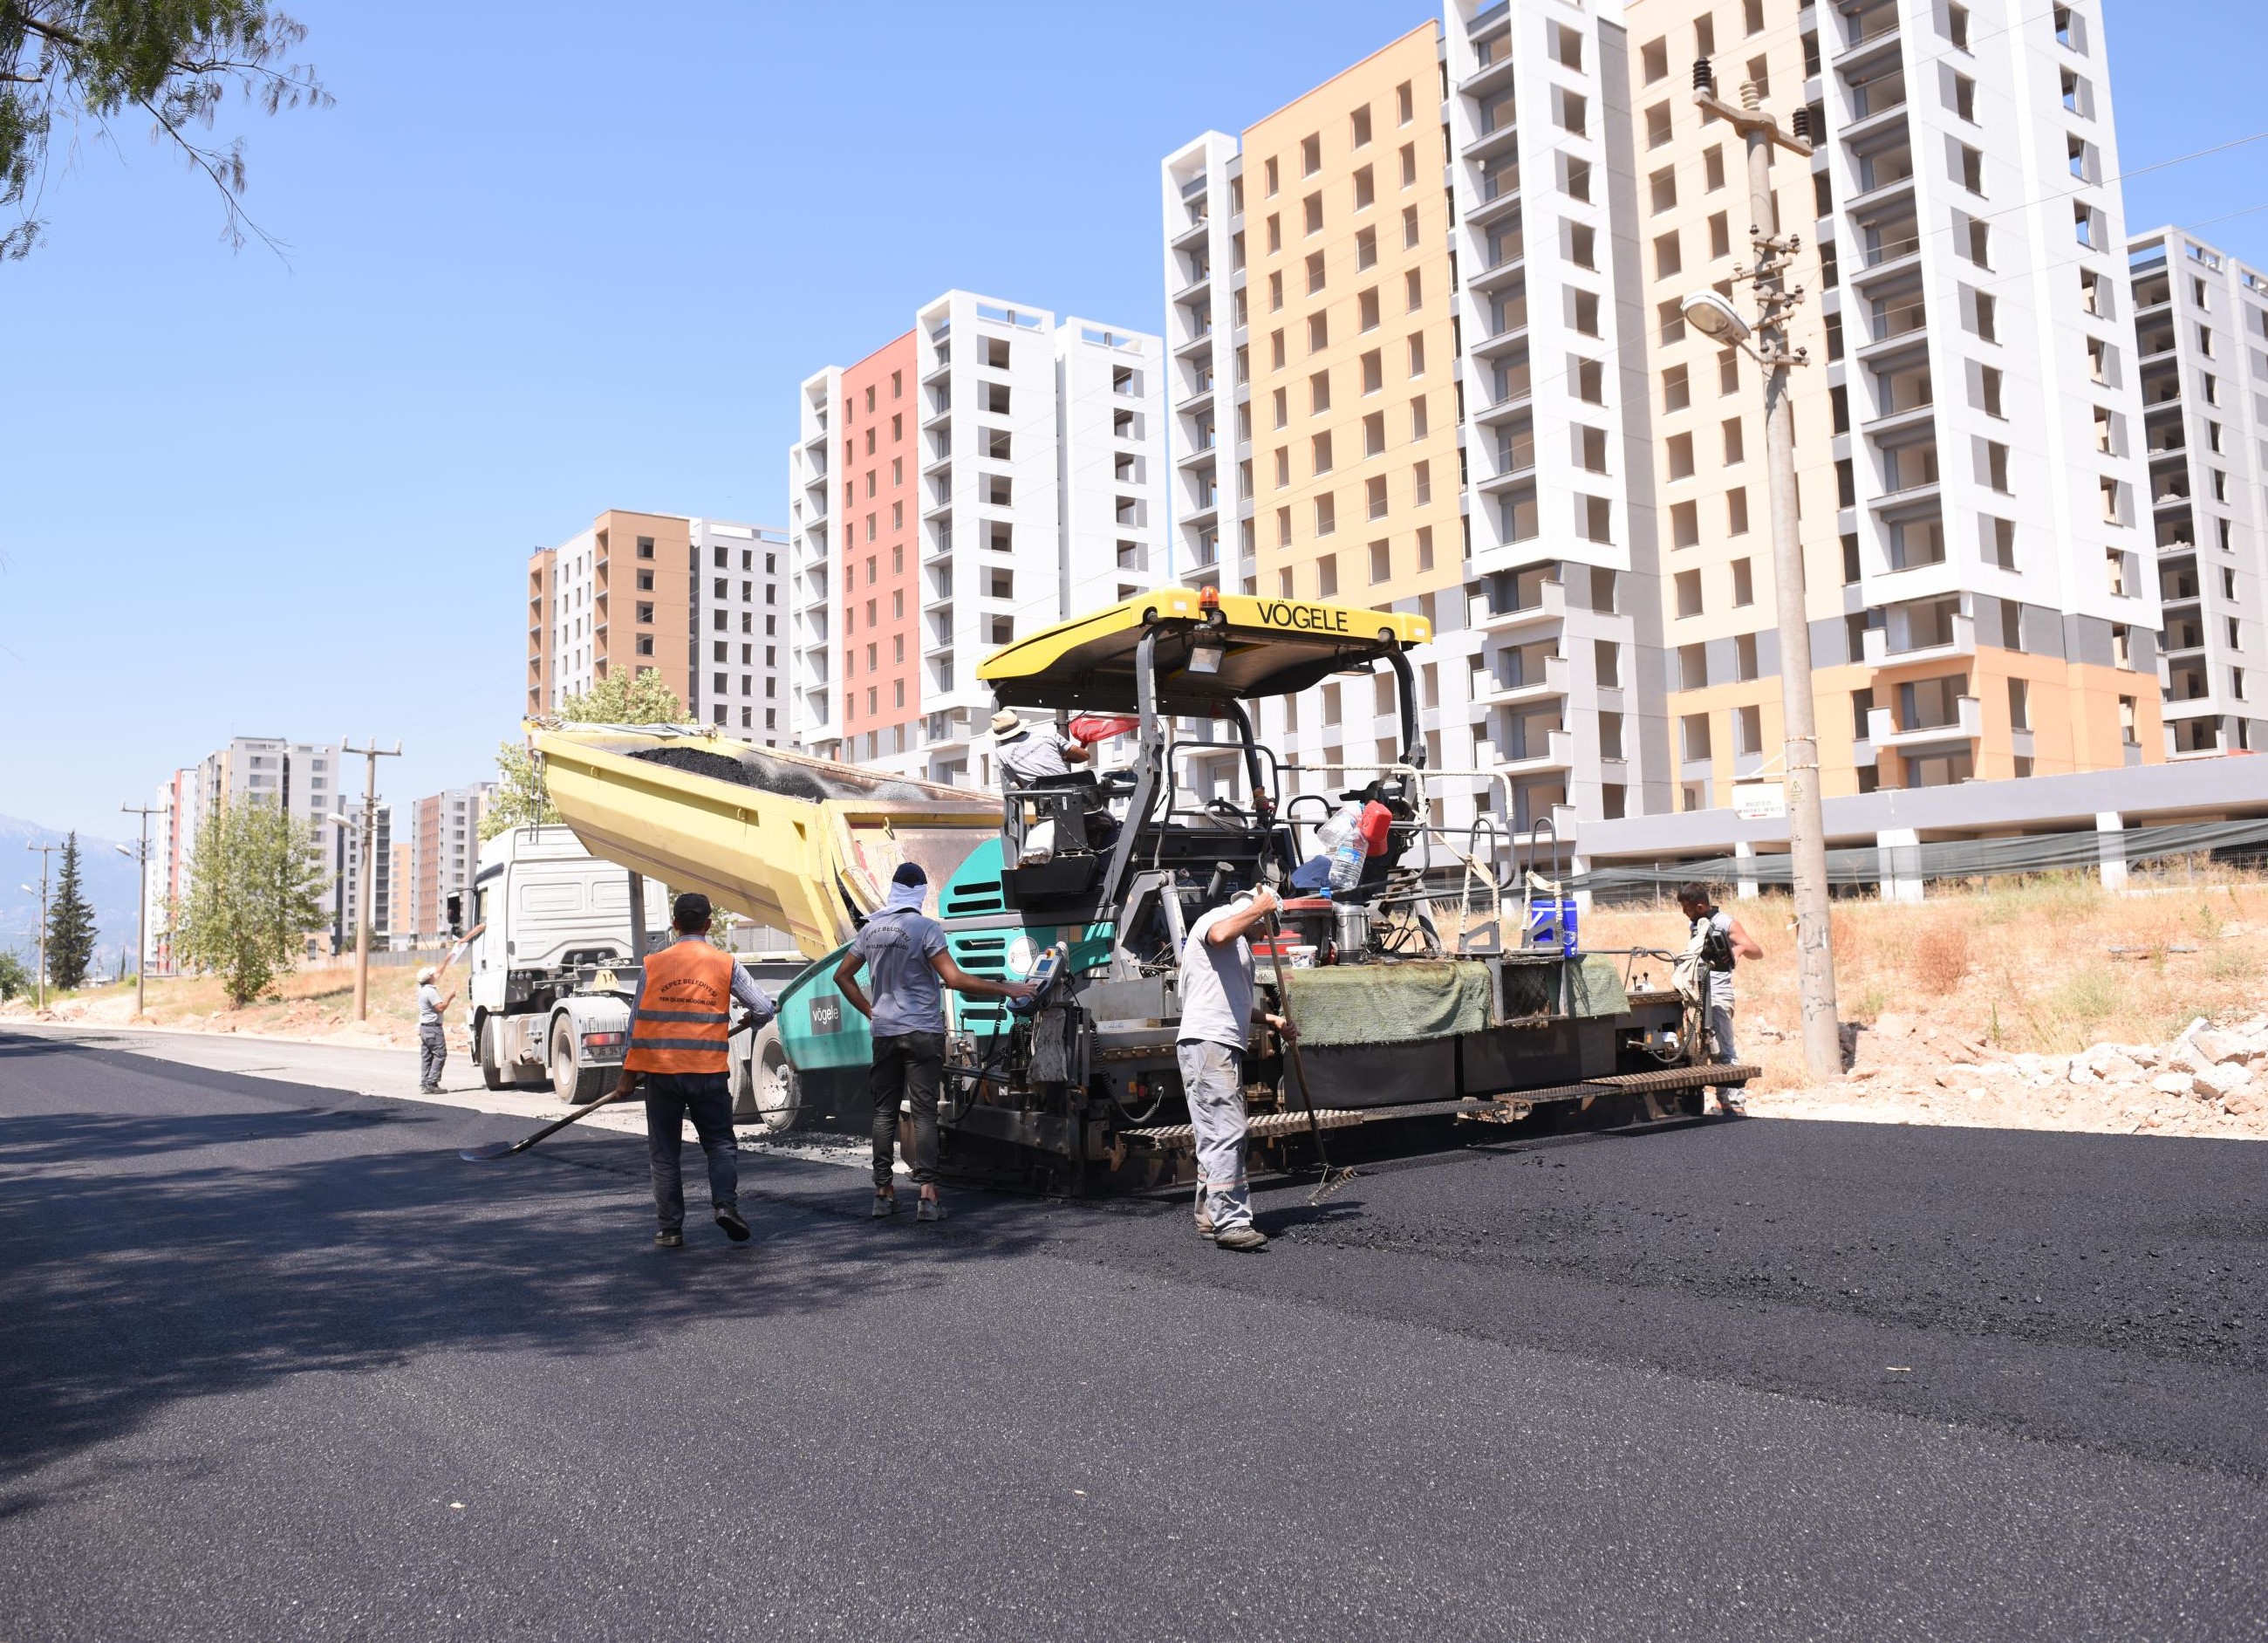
[1327,831,1367,893]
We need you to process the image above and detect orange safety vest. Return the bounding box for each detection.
[624,940,735,1075]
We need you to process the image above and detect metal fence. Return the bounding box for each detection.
[1574,816,2268,900]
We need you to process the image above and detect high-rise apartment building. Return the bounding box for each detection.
[526,510,789,743]
[409,784,492,941]
[144,767,195,974]
[2127,227,2268,756]
[1165,0,2166,843]
[1621,0,2162,804]
[331,797,394,952]
[787,292,1165,783]
[1165,17,1623,838]
[173,737,346,957]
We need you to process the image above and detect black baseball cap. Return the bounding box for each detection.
[673,892,714,929]
[892,862,927,887]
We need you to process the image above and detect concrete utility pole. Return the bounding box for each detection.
[120,804,161,1019]
[1686,60,1841,1083]
[339,741,402,1022]
[24,841,58,1009]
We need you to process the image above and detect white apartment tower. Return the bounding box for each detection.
[788,291,1165,784]
[528,510,788,746]
[1167,0,2168,847]
[2128,228,2268,756]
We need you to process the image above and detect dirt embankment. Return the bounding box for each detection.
[0,962,474,1051]
[1582,871,2268,1139]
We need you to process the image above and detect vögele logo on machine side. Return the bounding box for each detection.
[1253,600,1350,634]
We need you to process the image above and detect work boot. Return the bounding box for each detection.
[714,1205,751,1243]
[1213,1224,1267,1253]
[916,1195,946,1223]
[655,1229,684,1249]
[1718,1090,1748,1117]
[871,1191,898,1219]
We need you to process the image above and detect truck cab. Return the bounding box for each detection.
[467,825,672,1101]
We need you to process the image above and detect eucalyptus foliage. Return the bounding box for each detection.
[1,1,328,259]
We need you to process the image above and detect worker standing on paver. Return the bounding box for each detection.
[614,893,774,1249]
[1676,882,1763,1115]
[835,863,1035,1222]
[1178,881,1295,1253]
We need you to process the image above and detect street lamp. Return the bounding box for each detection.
[1687,58,1841,1085]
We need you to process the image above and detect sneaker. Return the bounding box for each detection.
[655,1229,684,1249]
[871,1193,898,1219]
[916,1196,947,1223]
[714,1206,751,1243]
[1213,1224,1268,1253]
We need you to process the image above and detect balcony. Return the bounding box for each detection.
[1865,609,1975,666]
[1868,694,1982,748]
[1467,245,1527,296]
[1472,652,1569,708]
[1170,213,1211,254]
[1472,578,1565,633]
[1497,727,1576,776]
[1475,432,1536,493]
[1462,120,1520,167]
[1465,181,1522,230]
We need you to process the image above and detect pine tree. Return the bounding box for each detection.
[45,832,97,990]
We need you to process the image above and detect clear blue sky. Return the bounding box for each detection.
[1,0,2261,839]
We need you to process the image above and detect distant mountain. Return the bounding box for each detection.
[0,815,147,976]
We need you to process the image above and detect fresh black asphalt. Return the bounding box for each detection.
[3,1029,2264,1640]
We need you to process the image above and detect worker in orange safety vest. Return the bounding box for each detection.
[615,893,775,1249]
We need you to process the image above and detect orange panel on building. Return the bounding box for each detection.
[837,332,921,745]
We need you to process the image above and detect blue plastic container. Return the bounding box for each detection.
[1525,896,1579,953]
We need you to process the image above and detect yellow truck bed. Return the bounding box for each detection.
[530,724,999,960]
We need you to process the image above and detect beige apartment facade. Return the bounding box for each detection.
[1622,0,2163,805]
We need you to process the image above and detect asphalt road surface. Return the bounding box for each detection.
[3,1028,2265,1641]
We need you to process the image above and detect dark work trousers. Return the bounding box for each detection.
[869,1031,945,1190]
[644,1070,738,1232]
[417,1021,447,1090]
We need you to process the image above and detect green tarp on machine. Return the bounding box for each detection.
[1281,955,1630,1048]
[1280,962,1494,1049]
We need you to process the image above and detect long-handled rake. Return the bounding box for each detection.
[1260,903,1356,1205]
[458,1086,634,1161]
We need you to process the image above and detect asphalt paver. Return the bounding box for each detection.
[3,1029,2263,1640]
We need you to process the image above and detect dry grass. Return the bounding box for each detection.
[12,962,435,1044]
[1581,866,2268,1092]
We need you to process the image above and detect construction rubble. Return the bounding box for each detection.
[1746,1010,2268,1139]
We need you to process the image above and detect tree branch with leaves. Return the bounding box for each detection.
[0,0,330,260]
[482,669,692,839]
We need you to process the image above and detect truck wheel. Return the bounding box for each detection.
[746,1022,800,1132]
[478,1017,509,1091]
[550,1017,610,1106]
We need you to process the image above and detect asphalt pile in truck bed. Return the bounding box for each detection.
[627,744,936,804]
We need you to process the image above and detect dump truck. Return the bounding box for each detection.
[529,589,1754,1193]
[462,824,803,1106]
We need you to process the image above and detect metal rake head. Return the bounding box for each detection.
[1308,1165,1358,1205]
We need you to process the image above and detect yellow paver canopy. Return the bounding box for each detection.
[977,588,1433,714]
